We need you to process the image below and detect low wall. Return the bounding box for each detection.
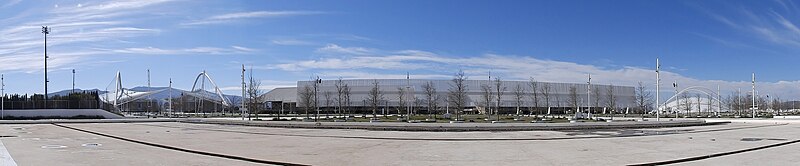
[0,109,123,119]
[180,119,726,132]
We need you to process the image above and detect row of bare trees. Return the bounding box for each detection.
[292,70,666,120]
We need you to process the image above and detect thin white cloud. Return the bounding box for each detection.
[271,39,315,46]
[1,0,22,8]
[703,2,800,48]
[0,0,177,73]
[315,44,375,55]
[99,46,255,55]
[268,44,800,99]
[182,10,325,25]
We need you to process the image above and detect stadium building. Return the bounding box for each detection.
[262,79,635,115]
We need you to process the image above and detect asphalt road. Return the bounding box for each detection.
[1,120,799,165]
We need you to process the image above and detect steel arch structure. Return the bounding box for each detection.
[189,71,231,107]
[663,86,728,110]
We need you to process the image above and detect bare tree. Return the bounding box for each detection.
[324,91,332,119]
[299,85,314,120]
[397,87,407,117]
[367,80,383,119]
[494,77,506,120]
[335,78,345,118]
[696,93,702,117]
[513,83,525,115]
[312,78,320,120]
[568,86,579,116]
[448,70,468,120]
[707,94,713,117]
[592,86,601,115]
[343,83,352,118]
[633,81,653,118]
[528,77,539,116]
[422,81,439,118]
[771,97,782,116]
[605,85,617,120]
[541,83,551,115]
[246,70,262,120]
[680,92,692,117]
[480,83,493,118]
[733,89,742,116]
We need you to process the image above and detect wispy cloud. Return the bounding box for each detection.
[1,0,22,8]
[315,44,375,55]
[0,0,178,72]
[702,1,800,49]
[271,39,315,46]
[97,46,256,55]
[182,10,325,25]
[267,44,800,99]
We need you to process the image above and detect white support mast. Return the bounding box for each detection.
[752,73,756,118]
[1,74,4,119]
[587,74,591,119]
[241,64,246,120]
[169,78,173,117]
[655,58,660,121]
[714,85,722,116]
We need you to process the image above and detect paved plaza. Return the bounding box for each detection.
[1,120,800,165]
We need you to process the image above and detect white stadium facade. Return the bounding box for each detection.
[262,79,636,115]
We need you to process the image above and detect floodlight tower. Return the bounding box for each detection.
[587,74,591,119]
[1,74,4,119]
[314,76,322,122]
[752,73,756,118]
[241,64,246,120]
[717,85,721,117]
[169,78,173,117]
[655,58,661,121]
[673,81,678,118]
[42,26,50,108]
[72,69,75,94]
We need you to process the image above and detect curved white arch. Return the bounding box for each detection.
[663,86,727,110]
[190,71,231,107]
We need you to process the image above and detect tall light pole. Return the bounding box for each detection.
[169,78,173,117]
[752,73,756,118]
[717,85,721,117]
[315,76,322,122]
[42,26,50,109]
[72,69,75,94]
[1,74,4,119]
[673,81,678,118]
[241,64,246,120]
[587,74,591,119]
[147,69,151,114]
[655,58,661,121]
[407,72,411,118]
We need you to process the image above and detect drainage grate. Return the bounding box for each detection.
[741,138,789,141]
[41,145,67,149]
[82,143,102,147]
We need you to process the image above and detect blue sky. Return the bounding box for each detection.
[2,0,800,99]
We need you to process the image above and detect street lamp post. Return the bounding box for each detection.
[752,73,756,118]
[587,74,591,120]
[241,65,246,120]
[1,74,4,119]
[42,26,50,109]
[72,69,75,94]
[673,81,678,118]
[315,76,321,122]
[655,58,661,121]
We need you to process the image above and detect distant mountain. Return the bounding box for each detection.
[47,89,107,97]
[49,86,243,105]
